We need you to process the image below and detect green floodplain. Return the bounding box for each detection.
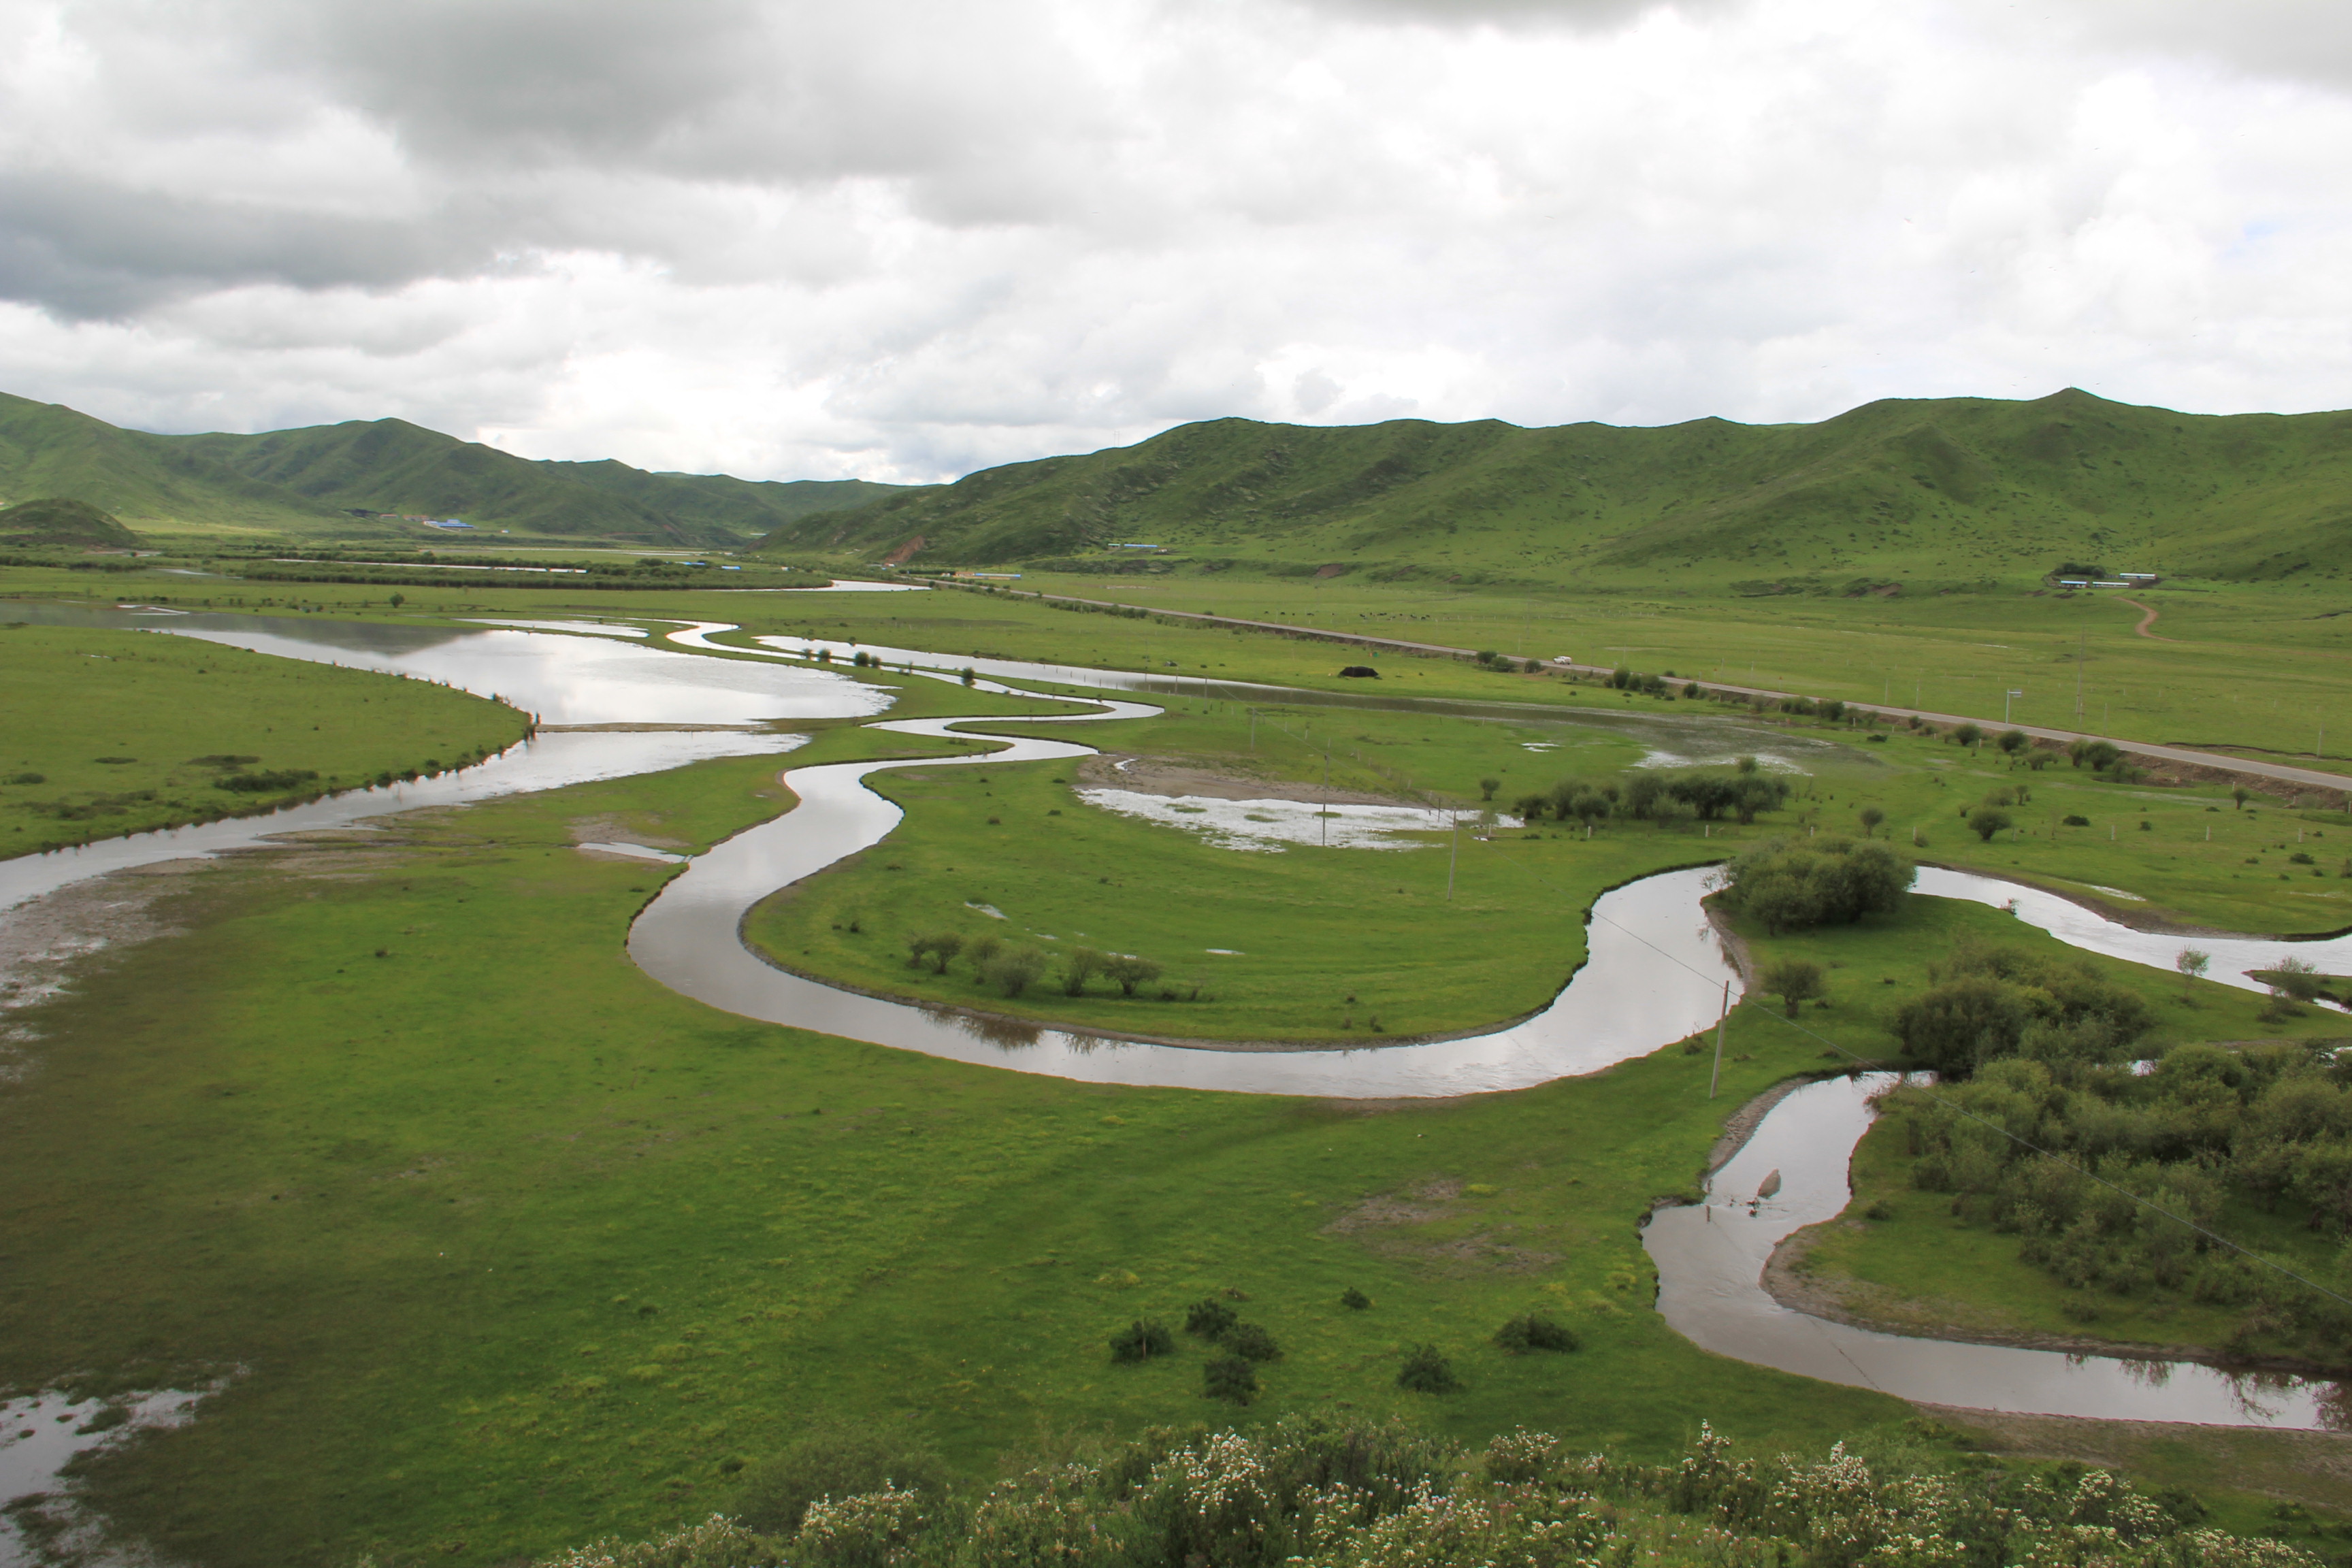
[10,557,2352,1563]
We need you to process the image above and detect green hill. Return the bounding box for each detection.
[755,389,2352,585]
[0,393,358,540]
[0,495,144,548]
[538,461,906,538]
[0,392,913,548]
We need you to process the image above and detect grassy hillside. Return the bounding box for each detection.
[757,389,2352,586]
[0,392,357,540]
[167,420,734,548]
[0,391,912,549]
[0,495,142,548]
[541,461,909,538]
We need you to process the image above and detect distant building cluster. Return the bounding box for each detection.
[2055,571,2157,589]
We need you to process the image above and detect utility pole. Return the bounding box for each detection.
[1447,811,1458,900]
[1709,980,1730,1098]
[2074,632,2085,721]
[1322,749,1330,847]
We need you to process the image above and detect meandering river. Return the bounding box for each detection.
[5,602,2348,1433]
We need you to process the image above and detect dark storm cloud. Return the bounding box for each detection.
[0,173,479,318]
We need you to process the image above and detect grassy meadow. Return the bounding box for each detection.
[0,623,528,855]
[10,564,2352,1561]
[4,716,1906,1568]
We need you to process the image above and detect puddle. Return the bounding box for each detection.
[1076,790,1505,853]
[0,1387,211,1568]
[1644,1076,2345,1427]
[576,842,687,864]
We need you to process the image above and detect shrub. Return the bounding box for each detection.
[964,934,1001,972]
[1221,1322,1282,1362]
[1967,806,2013,842]
[2062,814,2090,827]
[1184,1298,1237,1338]
[1492,1314,1580,1354]
[1103,956,1163,996]
[1203,1356,1258,1404]
[1759,958,1827,1019]
[2257,955,2327,1002]
[1337,665,1379,679]
[1998,729,2029,756]
[1110,1320,1175,1363]
[1857,806,1884,837]
[986,946,1049,997]
[1395,1343,1460,1393]
[1890,941,2153,1077]
[1952,722,1983,747]
[218,768,321,793]
[792,1484,929,1568]
[732,1426,948,1537]
[1339,1287,1371,1310]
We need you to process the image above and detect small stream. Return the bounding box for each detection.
[1645,1076,2346,1428]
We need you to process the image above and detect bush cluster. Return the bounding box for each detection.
[1886,937,2153,1079]
[1883,1030,2352,1358]
[1717,836,1914,934]
[1513,759,1793,830]
[537,1418,2308,1568]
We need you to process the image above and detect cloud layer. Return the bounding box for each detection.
[3,0,2350,481]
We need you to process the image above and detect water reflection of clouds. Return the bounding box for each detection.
[173,625,889,726]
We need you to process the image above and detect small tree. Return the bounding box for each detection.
[987,946,1047,997]
[1967,806,2013,842]
[1997,729,2029,758]
[1061,947,1107,996]
[2175,946,2210,998]
[960,666,977,687]
[1952,723,1983,749]
[1104,956,1163,996]
[964,934,1001,973]
[2232,786,2253,810]
[1858,806,1885,838]
[1477,777,1500,801]
[1759,958,1826,1019]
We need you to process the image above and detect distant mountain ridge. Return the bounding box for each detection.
[755,389,2352,585]
[0,391,909,546]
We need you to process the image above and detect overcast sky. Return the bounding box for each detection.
[3,0,2351,483]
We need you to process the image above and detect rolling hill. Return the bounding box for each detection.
[0,496,144,548]
[0,393,359,539]
[0,392,911,547]
[755,389,2352,586]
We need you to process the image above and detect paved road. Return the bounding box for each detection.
[959,581,2352,796]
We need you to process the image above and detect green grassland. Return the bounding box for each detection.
[9,600,2352,1563]
[4,717,1906,1568]
[15,547,2352,767]
[0,624,529,855]
[745,676,2352,1043]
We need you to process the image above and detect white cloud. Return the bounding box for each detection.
[1,0,2350,481]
